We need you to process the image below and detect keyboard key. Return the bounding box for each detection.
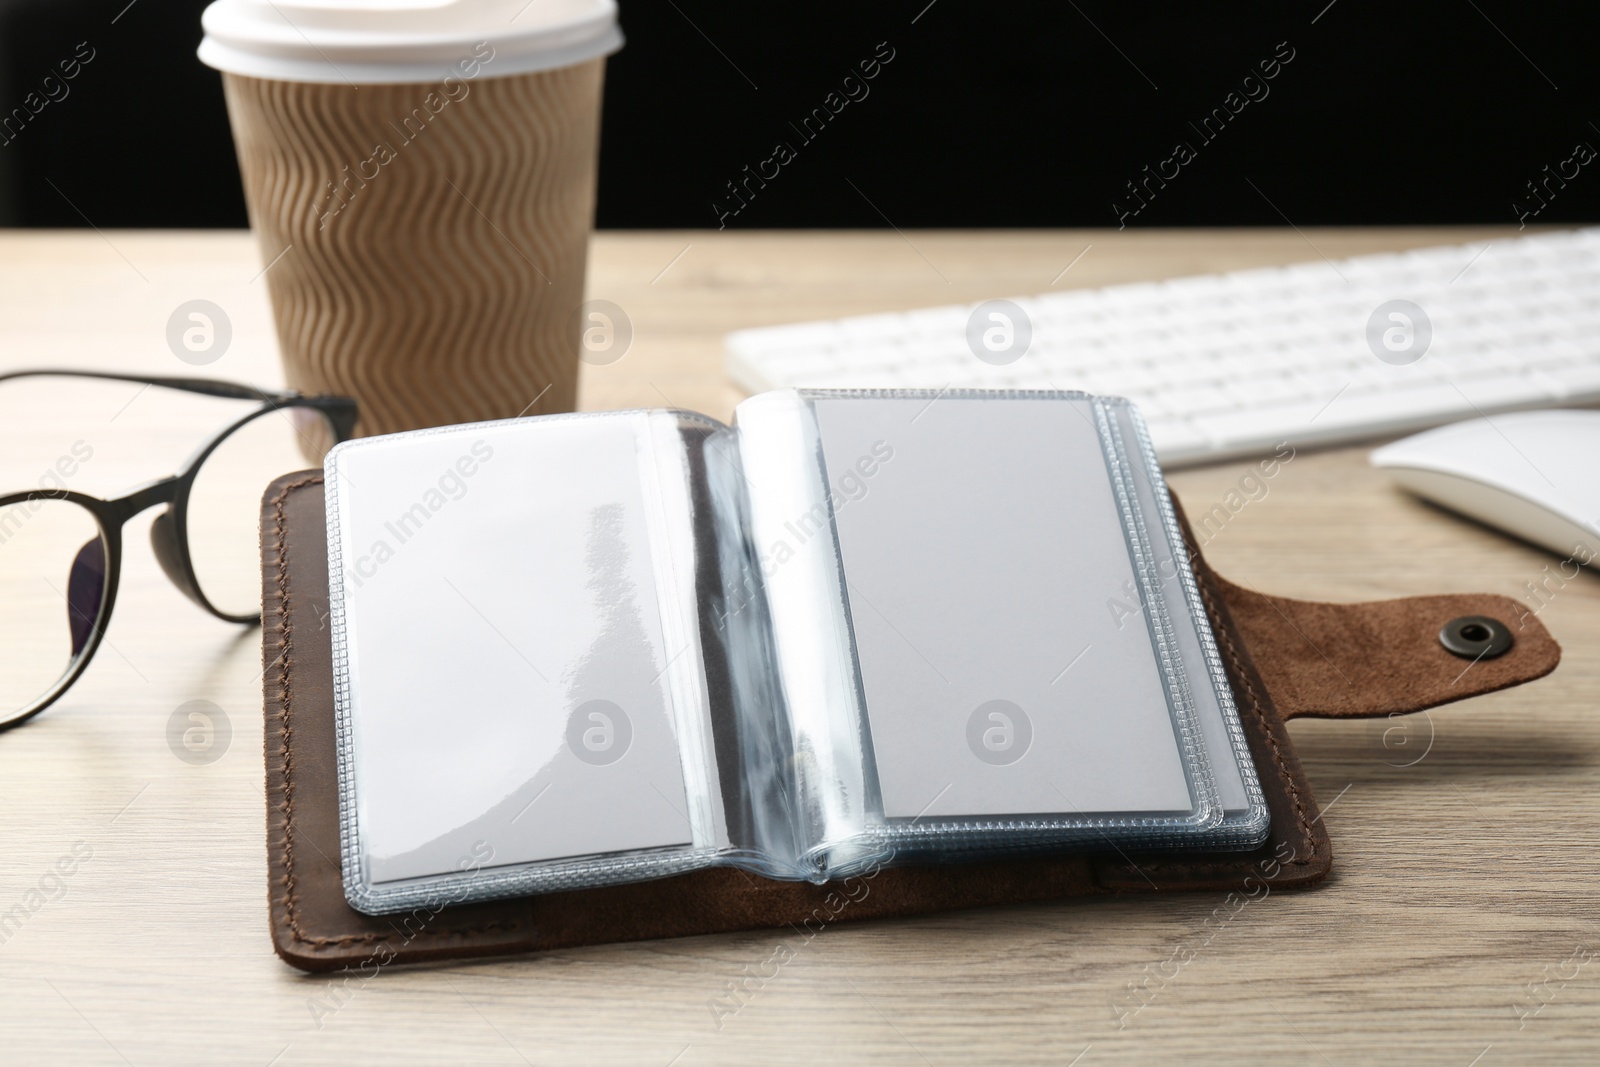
[1190,401,1330,445]
[1177,384,1237,415]
[1312,385,1482,433]
[1450,373,1558,408]
[1544,362,1600,397]
[837,314,911,342]
[1144,418,1212,457]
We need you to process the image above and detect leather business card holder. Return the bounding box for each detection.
[259,471,1559,973]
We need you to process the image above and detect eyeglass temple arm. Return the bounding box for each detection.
[0,369,297,403]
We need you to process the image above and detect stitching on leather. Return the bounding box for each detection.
[268,475,523,949]
[1112,555,1319,875]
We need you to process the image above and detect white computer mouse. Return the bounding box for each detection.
[1370,410,1600,563]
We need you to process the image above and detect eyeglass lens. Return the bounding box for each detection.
[182,405,337,618]
[0,498,108,716]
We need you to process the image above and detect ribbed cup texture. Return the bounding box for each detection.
[222,62,603,442]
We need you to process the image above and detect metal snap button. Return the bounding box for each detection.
[1438,615,1513,660]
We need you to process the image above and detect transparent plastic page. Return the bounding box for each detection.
[326,412,738,913]
[735,389,1223,876]
[691,414,804,875]
[732,391,881,878]
[1105,402,1270,848]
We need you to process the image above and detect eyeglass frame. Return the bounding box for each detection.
[0,369,358,733]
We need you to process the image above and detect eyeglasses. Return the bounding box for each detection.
[0,370,357,733]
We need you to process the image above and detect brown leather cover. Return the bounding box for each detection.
[261,474,1560,972]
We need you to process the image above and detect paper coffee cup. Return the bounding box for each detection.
[199,1,622,446]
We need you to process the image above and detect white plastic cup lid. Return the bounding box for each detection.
[199,0,622,84]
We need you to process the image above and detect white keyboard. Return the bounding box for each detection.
[726,228,1600,466]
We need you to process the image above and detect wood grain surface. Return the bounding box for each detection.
[0,227,1593,1066]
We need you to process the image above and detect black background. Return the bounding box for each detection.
[1,0,1596,229]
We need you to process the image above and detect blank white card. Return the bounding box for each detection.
[331,416,694,885]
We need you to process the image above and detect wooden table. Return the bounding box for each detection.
[0,228,1594,1065]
